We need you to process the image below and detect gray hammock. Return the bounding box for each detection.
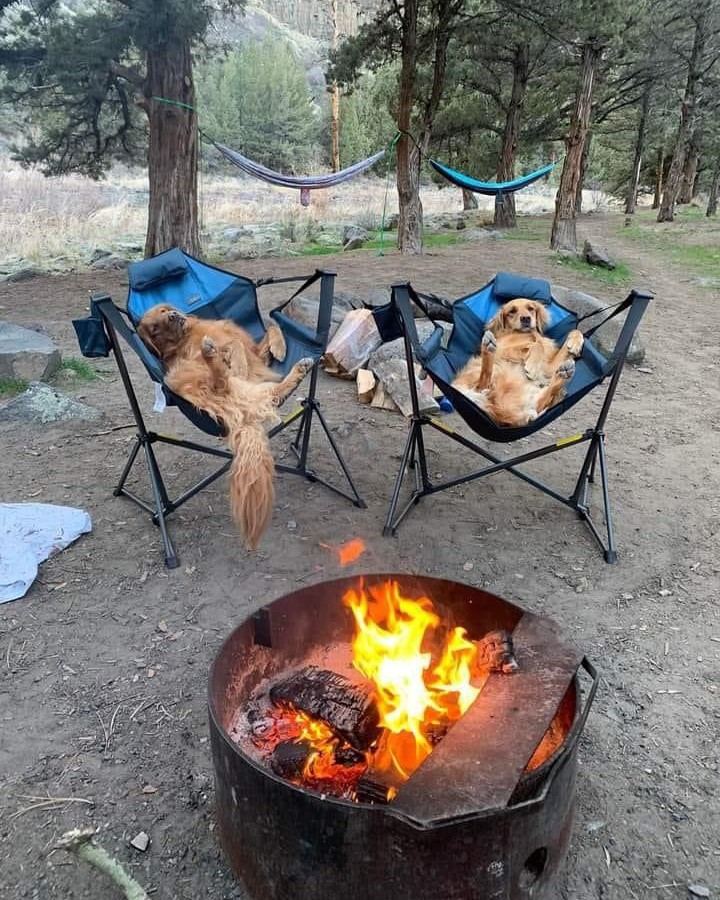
[210,138,386,204]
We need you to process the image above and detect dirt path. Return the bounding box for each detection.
[1,214,718,899]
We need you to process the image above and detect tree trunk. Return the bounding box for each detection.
[678,126,702,204]
[707,165,719,217]
[330,0,341,172]
[575,130,592,214]
[550,39,602,252]
[657,7,707,222]
[494,42,529,229]
[652,147,664,209]
[462,188,478,210]
[143,40,199,257]
[396,0,421,253]
[625,86,650,215]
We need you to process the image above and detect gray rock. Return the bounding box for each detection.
[1,266,50,283]
[551,284,645,364]
[368,321,450,368]
[285,294,351,340]
[690,276,720,289]
[0,322,62,381]
[583,240,616,270]
[385,214,399,230]
[91,253,128,271]
[342,225,370,244]
[222,226,253,242]
[0,382,103,424]
[343,237,366,252]
[89,248,113,264]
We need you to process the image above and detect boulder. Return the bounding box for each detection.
[551,284,646,364]
[1,266,50,283]
[286,293,356,340]
[91,253,128,271]
[368,321,450,369]
[0,382,103,424]
[222,226,254,242]
[343,225,370,245]
[0,322,61,381]
[582,240,616,270]
[343,237,366,252]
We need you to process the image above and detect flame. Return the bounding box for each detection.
[321,537,367,566]
[344,580,480,781]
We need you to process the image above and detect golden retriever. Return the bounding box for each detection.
[137,304,313,549]
[452,299,584,427]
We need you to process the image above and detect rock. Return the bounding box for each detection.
[89,248,113,264]
[688,886,710,899]
[222,226,253,242]
[583,240,616,270]
[368,321,450,368]
[0,322,62,381]
[91,253,128,271]
[343,237,366,252]
[690,276,720,289]
[1,266,50,283]
[285,295,350,340]
[551,284,646,364]
[342,225,370,245]
[386,214,399,230]
[130,831,150,852]
[0,382,103,424]
[360,288,392,310]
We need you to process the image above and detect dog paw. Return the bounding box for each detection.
[267,325,287,362]
[201,336,217,357]
[481,331,497,353]
[566,330,584,357]
[557,358,575,381]
[295,357,315,377]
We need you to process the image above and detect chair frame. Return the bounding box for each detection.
[91,270,364,568]
[383,283,652,563]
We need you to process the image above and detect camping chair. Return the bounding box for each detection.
[73,248,364,568]
[373,272,652,563]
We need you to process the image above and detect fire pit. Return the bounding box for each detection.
[208,574,597,900]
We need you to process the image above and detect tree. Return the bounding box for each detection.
[331,0,469,253]
[0,0,246,257]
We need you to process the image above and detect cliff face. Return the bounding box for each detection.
[260,0,381,42]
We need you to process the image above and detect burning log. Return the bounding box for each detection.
[355,768,401,804]
[473,630,518,677]
[271,740,312,780]
[269,666,380,750]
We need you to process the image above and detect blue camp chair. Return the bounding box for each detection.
[374,272,652,562]
[73,248,364,567]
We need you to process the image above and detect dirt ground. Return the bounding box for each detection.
[1,213,718,900]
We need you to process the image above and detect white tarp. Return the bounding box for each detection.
[0,503,92,603]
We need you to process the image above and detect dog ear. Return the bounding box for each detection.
[137,323,162,359]
[535,302,550,333]
[487,306,506,334]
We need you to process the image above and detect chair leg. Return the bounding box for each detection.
[140,439,179,569]
[383,420,433,535]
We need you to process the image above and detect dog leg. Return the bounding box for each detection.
[269,357,315,406]
[257,324,287,363]
[477,330,497,390]
[200,336,231,392]
[535,358,575,415]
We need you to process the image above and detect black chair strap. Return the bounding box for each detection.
[577,295,634,338]
[93,293,165,382]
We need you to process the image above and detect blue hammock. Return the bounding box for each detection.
[429,159,555,196]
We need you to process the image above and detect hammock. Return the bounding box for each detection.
[429,159,555,196]
[210,139,386,205]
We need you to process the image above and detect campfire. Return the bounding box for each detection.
[229,578,567,805]
[209,574,597,900]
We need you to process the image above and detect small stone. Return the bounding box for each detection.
[142,785,158,794]
[688,886,710,899]
[636,367,653,374]
[462,561,474,572]
[130,831,149,852]
[157,620,168,633]
[287,520,297,531]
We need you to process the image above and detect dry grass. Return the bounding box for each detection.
[0,155,620,266]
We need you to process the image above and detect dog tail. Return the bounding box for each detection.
[227,423,275,550]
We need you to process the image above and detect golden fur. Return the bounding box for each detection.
[452,299,584,427]
[137,304,313,549]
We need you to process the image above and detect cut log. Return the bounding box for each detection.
[269,666,380,750]
[370,380,400,412]
[356,368,376,404]
[372,357,439,418]
[355,766,402,804]
[322,308,382,377]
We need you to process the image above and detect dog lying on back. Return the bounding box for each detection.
[137,304,313,549]
[452,298,584,427]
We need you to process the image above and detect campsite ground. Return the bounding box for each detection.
[1,208,718,900]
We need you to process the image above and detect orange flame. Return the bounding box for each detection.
[344,580,479,780]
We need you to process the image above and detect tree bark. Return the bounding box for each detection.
[625,86,650,215]
[462,188,478,210]
[707,165,719,217]
[652,147,664,209]
[330,0,341,172]
[657,6,707,222]
[143,40,199,257]
[550,39,602,252]
[678,126,702,204]
[494,42,529,229]
[396,0,422,254]
[575,129,592,214]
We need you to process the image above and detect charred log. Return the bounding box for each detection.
[473,630,518,677]
[269,666,380,750]
[355,768,401,804]
[271,740,312,779]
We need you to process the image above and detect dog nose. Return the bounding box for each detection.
[169,310,182,323]
[520,315,531,326]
